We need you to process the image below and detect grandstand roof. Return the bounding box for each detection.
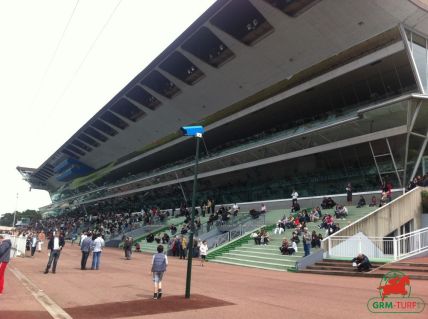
[21,0,428,190]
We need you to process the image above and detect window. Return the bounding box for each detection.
[72,139,92,152]
[110,98,146,122]
[100,111,129,129]
[159,51,204,85]
[85,127,108,142]
[211,0,273,46]
[263,0,320,17]
[78,133,100,147]
[126,85,161,110]
[92,119,118,137]
[182,27,235,67]
[411,32,428,91]
[141,71,180,98]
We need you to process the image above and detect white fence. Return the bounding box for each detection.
[396,227,428,260]
[324,227,428,261]
[0,234,27,258]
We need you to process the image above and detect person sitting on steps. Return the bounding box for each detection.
[351,253,372,272]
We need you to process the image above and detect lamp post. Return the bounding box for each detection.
[12,193,19,227]
[181,126,204,299]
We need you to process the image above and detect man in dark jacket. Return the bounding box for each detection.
[352,253,372,272]
[0,235,12,294]
[44,232,65,274]
[123,236,133,260]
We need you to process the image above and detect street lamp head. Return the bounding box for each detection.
[180,125,204,137]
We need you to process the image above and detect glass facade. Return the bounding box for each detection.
[50,32,428,210]
[406,29,428,92]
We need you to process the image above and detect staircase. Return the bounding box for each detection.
[210,234,305,271]
[207,206,376,271]
[300,259,428,280]
[301,259,384,276]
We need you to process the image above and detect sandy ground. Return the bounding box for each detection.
[1,244,427,319]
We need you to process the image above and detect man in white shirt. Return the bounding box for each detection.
[291,190,299,206]
[79,232,87,246]
[30,233,38,257]
[232,203,239,216]
[91,234,105,270]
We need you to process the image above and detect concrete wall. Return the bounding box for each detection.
[327,187,425,241]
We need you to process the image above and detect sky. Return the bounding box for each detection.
[0,0,216,216]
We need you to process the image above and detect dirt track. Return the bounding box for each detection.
[1,244,427,319]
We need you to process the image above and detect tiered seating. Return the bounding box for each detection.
[132,215,210,254]
[208,205,377,271]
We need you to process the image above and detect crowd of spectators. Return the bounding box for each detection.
[408,174,428,190]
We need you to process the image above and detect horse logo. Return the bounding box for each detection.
[378,271,411,301]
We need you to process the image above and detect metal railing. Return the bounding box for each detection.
[324,227,428,261]
[0,234,27,258]
[206,215,266,249]
[396,227,428,260]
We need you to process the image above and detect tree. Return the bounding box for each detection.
[0,210,42,227]
[0,213,14,226]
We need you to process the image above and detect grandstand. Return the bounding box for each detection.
[15,0,428,270]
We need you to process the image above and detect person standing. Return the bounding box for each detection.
[302,228,311,257]
[291,189,299,206]
[0,235,12,295]
[346,183,352,205]
[37,231,45,252]
[206,199,212,216]
[80,232,92,270]
[44,232,65,274]
[30,233,38,257]
[79,232,87,246]
[123,236,132,260]
[151,245,168,299]
[210,198,215,215]
[91,234,105,270]
[199,240,208,267]
[179,236,187,260]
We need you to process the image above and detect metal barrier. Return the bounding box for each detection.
[324,227,428,260]
[206,215,266,249]
[0,234,27,258]
[326,235,394,259]
[396,227,428,260]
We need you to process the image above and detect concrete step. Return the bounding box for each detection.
[307,265,380,271]
[369,269,428,280]
[300,268,382,278]
[239,243,304,250]
[388,262,428,268]
[233,248,304,257]
[314,261,384,267]
[381,265,428,273]
[301,268,428,280]
[223,252,299,263]
[213,256,295,268]
[211,259,288,272]
[238,245,292,252]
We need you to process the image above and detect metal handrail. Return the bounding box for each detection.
[395,226,428,239]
